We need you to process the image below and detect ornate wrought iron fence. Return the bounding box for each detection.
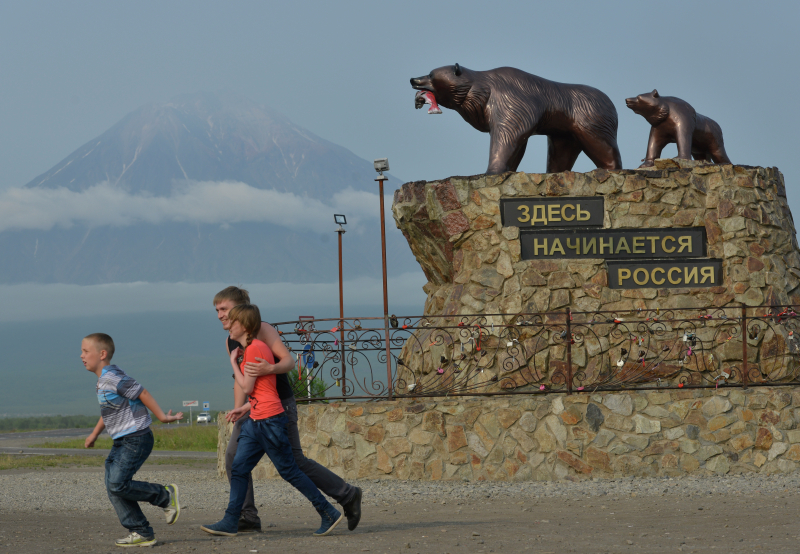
[272,305,800,402]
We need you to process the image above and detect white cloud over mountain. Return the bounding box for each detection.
[0,181,392,234]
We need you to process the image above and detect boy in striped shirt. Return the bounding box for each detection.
[82,333,183,547]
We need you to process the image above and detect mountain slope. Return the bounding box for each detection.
[26,92,384,197]
[2,93,412,285]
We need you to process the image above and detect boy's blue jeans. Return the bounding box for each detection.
[105,430,169,538]
[225,415,334,525]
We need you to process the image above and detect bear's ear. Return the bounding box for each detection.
[454,63,462,77]
[652,89,659,98]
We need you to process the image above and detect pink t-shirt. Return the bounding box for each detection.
[240,339,284,419]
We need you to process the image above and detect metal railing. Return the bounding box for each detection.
[272,305,800,402]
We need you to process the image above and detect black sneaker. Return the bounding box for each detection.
[237,517,262,533]
[341,487,362,531]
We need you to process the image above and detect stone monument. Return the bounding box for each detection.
[392,160,799,393]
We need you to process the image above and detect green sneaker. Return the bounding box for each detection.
[164,484,180,525]
[115,532,156,547]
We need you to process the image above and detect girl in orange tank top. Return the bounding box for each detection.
[202,304,342,538]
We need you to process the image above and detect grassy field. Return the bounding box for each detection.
[0,415,101,433]
[34,424,219,452]
[0,454,105,470]
[0,454,213,471]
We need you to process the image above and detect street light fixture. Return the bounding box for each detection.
[374,158,393,399]
[373,158,389,173]
[334,214,347,396]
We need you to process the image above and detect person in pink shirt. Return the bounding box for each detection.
[201,305,343,537]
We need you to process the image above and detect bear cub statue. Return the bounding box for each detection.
[625,90,731,168]
[411,64,622,175]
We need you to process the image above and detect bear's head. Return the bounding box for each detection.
[410,64,474,111]
[625,89,669,123]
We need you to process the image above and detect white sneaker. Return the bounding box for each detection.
[115,532,156,547]
[164,484,180,525]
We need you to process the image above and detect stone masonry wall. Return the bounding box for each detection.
[389,160,800,391]
[218,387,800,482]
[392,161,798,316]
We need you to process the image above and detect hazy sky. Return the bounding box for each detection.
[0,2,797,413]
[0,272,427,323]
[2,1,797,191]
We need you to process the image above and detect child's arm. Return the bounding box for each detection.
[233,381,247,408]
[85,417,105,448]
[138,390,184,423]
[227,336,248,408]
[244,322,294,377]
[230,347,257,396]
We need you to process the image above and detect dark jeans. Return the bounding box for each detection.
[224,415,334,525]
[105,430,168,538]
[224,396,354,522]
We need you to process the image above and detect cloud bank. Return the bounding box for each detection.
[0,181,393,234]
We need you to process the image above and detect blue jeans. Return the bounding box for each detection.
[224,396,355,523]
[105,430,168,538]
[225,415,334,525]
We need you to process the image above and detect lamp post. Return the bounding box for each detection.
[373,158,393,400]
[334,214,347,397]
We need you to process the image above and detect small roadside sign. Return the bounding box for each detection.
[203,402,210,411]
[182,400,199,426]
[302,344,315,367]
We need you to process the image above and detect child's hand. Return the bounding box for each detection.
[230,347,242,365]
[85,435,97,448]
[163,409,183,423]
[226,405,250,423]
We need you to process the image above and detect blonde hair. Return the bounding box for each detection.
[213,286,250,307]
[84,333,115,361]
[228,304,262,350]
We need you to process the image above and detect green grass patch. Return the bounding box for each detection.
[0,454,105,471]
[34,424,219,452]
[0,415,100,433]
[0,454,213,471]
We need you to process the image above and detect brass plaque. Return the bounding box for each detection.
[501,197,604,228]
[607,259,722,289]
[519,228,706,260]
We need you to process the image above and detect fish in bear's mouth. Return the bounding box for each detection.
[414,90,442,114]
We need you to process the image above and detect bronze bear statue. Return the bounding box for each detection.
[625,89,731,168]
[410,64,622,175]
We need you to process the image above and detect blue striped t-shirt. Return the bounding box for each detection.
[96,365,151,439]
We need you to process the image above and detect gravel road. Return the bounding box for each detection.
[3,468,800,513]
[2,468,800,552]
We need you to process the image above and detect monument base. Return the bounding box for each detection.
[218,386,800,481]
[389,161,799,392]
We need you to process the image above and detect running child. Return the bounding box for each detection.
[201,305,343,537]
[81,333,183,547]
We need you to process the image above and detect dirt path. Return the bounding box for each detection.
[1,491,797,553]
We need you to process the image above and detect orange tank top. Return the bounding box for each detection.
[240,339,284,419]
